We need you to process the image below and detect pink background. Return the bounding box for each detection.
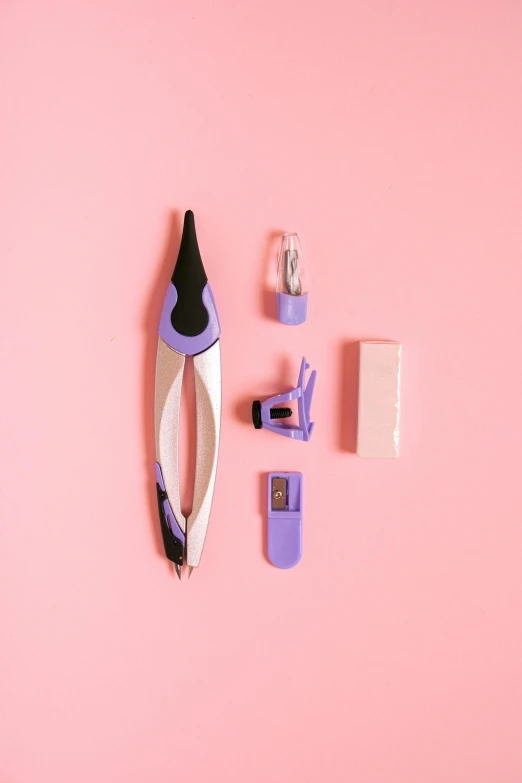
[2,2,522,781]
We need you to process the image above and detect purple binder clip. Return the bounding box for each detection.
[252,356,317,442]
[267,472,303,569]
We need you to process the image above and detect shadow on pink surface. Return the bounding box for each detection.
[338,340,360,453]
[259,229,284,320]
[142,210,197,564]
[258,472,269,564]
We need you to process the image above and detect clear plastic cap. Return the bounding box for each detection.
[276,233,308,296]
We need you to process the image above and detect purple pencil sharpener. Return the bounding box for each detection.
[276,233,308,325]
[267,472,303,569]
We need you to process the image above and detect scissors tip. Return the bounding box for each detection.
[175,564,182,580]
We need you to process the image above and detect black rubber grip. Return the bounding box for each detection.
[252,400,262,429]
[170,210,209,337]
[156,484,184,565]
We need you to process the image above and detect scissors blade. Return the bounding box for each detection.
[186,339,221,569]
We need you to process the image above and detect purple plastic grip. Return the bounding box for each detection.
[159,282,221,356]
[155,461,166,491]
[155,462,185,545]
[267,472,303,569]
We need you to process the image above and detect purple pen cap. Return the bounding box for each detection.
[276,233,308,325]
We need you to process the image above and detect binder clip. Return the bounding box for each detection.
[252,356,316,442]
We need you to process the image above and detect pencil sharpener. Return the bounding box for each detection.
[276,233,308,325]
[267,472,303,569]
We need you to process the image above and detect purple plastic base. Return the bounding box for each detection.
[277,292,308,326]
[155,461,185,545]
[159,282,221,355]
[267,472,303,569]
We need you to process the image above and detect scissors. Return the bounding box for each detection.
[154,210,221,578]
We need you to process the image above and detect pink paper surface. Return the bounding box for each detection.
[2,2,522,782]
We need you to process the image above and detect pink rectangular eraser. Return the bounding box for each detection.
[357,341,402,458]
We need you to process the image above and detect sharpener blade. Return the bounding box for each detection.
[271,477,288,510]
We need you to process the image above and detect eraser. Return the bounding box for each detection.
[357,341,401,458]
